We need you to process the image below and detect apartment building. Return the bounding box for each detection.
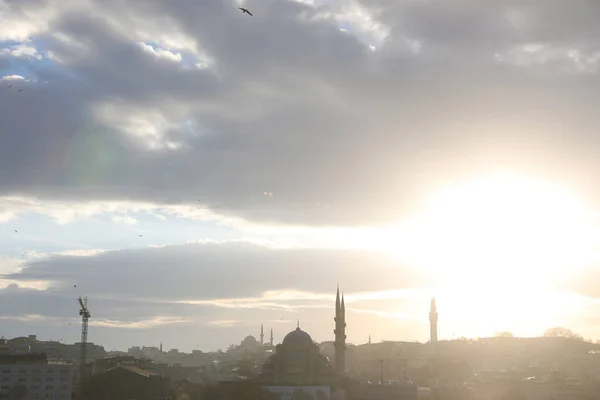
[0,354,74,400]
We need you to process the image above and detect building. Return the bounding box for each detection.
[258,324,336,386]
[1,335,106,362]
[0,339,31,356]
[256,286,346,388]
[0,353,74,400]
[345,381,417,400]
[86,355,138,376]
[239,336,259,353]
[429,298,438,344]
[86,365,170,400]
[224,286,419,400]
[334,286,346,378]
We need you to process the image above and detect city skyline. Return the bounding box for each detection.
[3,0,600,352]
[1,279,597,353]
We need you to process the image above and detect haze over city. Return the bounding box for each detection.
[2,0,600,353]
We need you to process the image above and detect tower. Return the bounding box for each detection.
[270,328,274,346]
[160,342,163,353]
[77,297,91,384]
[260,323,264,346]
[334,285,346,378]
[429,297,438,344]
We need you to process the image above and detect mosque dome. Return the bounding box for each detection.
[282,327,313,348]
[241,335,258,345]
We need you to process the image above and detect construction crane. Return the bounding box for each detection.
[77,297,91,384]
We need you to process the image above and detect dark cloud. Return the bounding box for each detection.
[2,242,431,302]
[0,242,432,350]
[1,0,600,225]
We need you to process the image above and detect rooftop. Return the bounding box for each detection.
[0,353,48,364]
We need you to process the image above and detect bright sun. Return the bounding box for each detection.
[392,174,599,290]
[320,173,600,337]
[381,174,600,337]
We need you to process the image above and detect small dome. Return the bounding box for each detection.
[282,328,313,348]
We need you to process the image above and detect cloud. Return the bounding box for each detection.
[208,320,237,327]
[0,196,238,226]
[347,308,411,320]
[1,75,25,82]
[0,44,41,59]
[0,241,434,349]
[111,215,138,225]
[0,0,598,226]
[2,241,429,301]
[91,316,191,330]
[138,42,183,63]
[0,241,599,349]
[3,0,600,349]
[0,314,56,323]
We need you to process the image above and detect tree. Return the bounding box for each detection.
[494,331,515,338]
[543,327,584,340]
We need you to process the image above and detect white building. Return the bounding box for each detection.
[0,354,74,400]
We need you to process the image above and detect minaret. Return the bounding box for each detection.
[260,323,264,346]
[429,297,438,344]
[270,328,274,346]
[160,342,163,353]
[334,286,346,378]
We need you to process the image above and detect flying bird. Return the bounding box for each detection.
[238,7,253,16]
[8,85,12,88]
[18,89,24,92]
[139,234,144,237]
[14,230,18,234]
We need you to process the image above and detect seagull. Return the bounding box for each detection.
[14,230,18,234]
[18,89,24,92]
[238,7,253,16]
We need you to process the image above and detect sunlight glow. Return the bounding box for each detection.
[436,287,590,338]
[374,175,600,336]
[392,175,599,286]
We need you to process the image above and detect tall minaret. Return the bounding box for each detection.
[429,297,438,344]
[260,323,264,346]
[334,285,346,378]
[270,328,274,346]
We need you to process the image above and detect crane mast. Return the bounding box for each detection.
[78,297,91,384]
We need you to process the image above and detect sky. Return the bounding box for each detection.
[2,0,600,352]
